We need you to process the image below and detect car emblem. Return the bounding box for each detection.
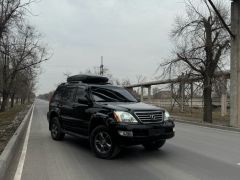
[150,115,155,120]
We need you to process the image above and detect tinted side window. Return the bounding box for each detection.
[75,87,87,102]
[52,86,65,102]
[62,86,76,103]
[91,86,137,102]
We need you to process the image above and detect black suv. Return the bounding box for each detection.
[47,75,175,159]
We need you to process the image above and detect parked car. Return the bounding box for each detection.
[47,74,175,159]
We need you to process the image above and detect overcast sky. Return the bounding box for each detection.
[28,0,186,94]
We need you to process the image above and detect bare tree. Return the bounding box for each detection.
[152,87,160,97]
[0,0,34,38]
[63,72,72,78]
[38,91,54,101]
[0,0,49,112]
[0,25,48,111]
[121,79,131,86]
[114,78,121,85]
[164,0,230,123]
[136,74,146,94]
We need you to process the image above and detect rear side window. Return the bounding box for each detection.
[74,87,87,102]
[62,86,76,102]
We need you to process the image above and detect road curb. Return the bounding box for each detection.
[0,104,33,180]
[173,117,240,133]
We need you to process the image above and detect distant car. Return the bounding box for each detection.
[47,74,175,159]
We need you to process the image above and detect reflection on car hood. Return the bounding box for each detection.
[97,102,165,111]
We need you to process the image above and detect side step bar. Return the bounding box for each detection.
[63,130,89,140]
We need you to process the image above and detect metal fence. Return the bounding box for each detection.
[126,70,230,119]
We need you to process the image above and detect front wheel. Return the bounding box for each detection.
[90,125,120,159]
[142,140,166,150]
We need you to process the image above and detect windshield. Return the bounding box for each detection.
[90,86,137,103]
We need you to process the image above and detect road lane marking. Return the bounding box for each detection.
[13,104,35,180]
[237,163,240,166]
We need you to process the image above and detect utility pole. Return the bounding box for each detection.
[230,0,240,127]
[100,56,104,76]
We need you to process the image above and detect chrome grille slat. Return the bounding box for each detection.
[134,111,164,124]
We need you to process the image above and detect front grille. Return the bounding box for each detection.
[134,111,164,124]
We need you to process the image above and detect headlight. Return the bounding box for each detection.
[113,111,138,123]
[164,111,170,121]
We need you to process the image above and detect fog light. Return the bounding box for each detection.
[118,130,133,137]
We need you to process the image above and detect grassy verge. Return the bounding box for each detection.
[166,107,230,126]
[0,104,30,154]
[0,105,27,126]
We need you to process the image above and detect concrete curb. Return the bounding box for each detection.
[0,104,33,180]
[172,117,240,133]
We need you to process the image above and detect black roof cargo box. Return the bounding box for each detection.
[67,74,109,84]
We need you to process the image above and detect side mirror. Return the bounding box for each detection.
[78,97,91,105]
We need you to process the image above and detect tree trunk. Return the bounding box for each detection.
[27,92,31,103]
[203,77,213,123]
[10,94,15,108]
[0,92,9,112]
[21,98,26,105]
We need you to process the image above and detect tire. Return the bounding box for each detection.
[142,140,166,150]
[50,117,65,141]
[90,125,120,159]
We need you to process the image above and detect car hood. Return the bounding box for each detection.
[97,102,165,111]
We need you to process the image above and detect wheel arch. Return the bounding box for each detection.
[89,113,113,134]
[49,111,60,130]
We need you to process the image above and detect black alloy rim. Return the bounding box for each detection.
[94,131,112,154]
[51,122,58,137]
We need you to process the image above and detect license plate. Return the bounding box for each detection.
[149,129,163,136]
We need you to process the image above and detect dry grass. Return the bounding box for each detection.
[0,104,29,154]
[0,105,27,126]
[166,107,230,126]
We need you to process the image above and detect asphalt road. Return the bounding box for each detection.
[8,100,240,180]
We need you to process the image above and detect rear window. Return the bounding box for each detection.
[52,86,65,102]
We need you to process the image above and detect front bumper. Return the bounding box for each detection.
[110,120,175,146]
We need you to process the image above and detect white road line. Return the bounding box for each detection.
[13,104,35,180]
[237,163,240,166]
